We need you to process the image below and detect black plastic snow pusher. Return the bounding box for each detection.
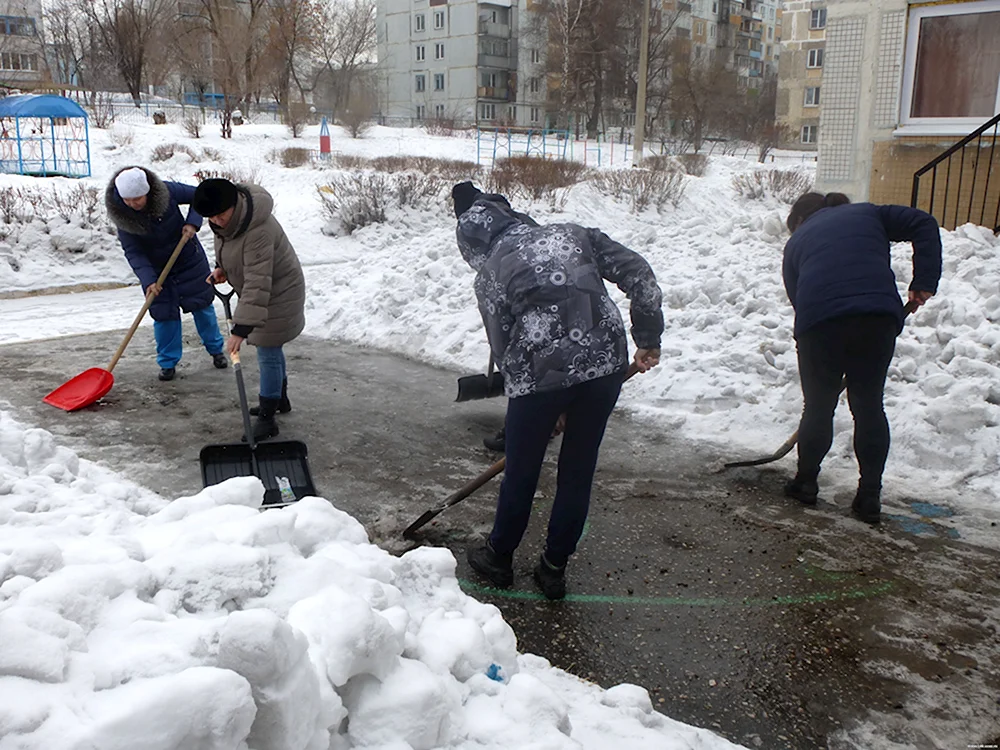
[455,354,505,402]
[199,287,317,507]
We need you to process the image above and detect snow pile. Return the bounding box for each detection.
[0,412,746,750]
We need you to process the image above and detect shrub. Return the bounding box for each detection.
[286,102,311,138]
[49,184,101,224]
[368,155,479,180]
[89,92,115,129]
[591,168,686,213]
[677,153,708,177]
[109,126,134,149]
[152,143,198,162]
[194,164,262,185]
[201,147,224,162]
[280,147,310,168]
[317,173,390,234]
[484,155,587,206]
[394,173,445,208]
[732,169,813,204]
[184,116,202,139]
[331,154,369,170]
[642,154,681,173]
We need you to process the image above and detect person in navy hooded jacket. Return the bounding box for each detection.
[781,192,942,524]
[106,167,227,381]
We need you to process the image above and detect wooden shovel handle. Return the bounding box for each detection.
[106,236,190,373]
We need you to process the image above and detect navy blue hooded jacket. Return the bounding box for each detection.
[105,167,214,322]
[782,203,942,338]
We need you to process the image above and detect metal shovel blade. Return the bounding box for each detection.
[43,368,115,411]
[200,440,317,506]
[455,373,506,402]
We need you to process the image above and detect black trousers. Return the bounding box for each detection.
[489,372,624,567]
[795,314,898,490]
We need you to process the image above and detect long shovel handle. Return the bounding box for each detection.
[215,288,261,477]
[106,235,189,372]
[403,362,643,539]
[724,299,922,469]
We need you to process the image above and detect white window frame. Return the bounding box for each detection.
[416,104,426,120]
[529,76,541,94]
[804,86,820,107]
[415,74,425,93]
[801,124,817,144]
[435,43,445,60]
[530,106,540,123]
[480,102,497,120]
[807,48,823,68]
[415,13,425,32]
[531,48,540,64]
[434,10,445,29]
[897,0,1000,135]
[434,73,445,91]
[415,45,425,62]
[435,104,445,119]
[810,8,826,30]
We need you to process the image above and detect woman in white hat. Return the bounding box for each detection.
[105,166,227,381]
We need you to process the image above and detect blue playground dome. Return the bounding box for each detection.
[0,94,91,178]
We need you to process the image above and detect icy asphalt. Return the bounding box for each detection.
[1,323,998,750]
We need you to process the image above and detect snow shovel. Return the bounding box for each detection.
[43,235,189,411]
[724,300,921,469]
[405,362,642,539]
[455,354,505,402]
[199,288,317,507]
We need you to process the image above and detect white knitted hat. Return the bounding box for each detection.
[115,168,150,200]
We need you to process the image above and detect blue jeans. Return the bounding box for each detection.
[489,371,624,567]
[153,306,225,369]
[256,345,286,400]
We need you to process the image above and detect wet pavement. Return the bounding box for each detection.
[2,324,999,749]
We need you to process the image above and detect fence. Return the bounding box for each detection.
[475,127,636,168]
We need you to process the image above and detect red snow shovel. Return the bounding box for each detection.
[43,236,188,412]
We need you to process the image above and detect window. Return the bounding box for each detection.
[810,8,826,30]
[695,20,705,35]
[766,45,772,57]
[479,103,497,120]
[531,48,541,64]
[415,74,426,92]
[416,105,426,120]
[530,107,540,123]
[1,16,36,36]
[804,86,820,106]
[709,23,716,38]
[435,104,446,119]
[415,13,425,31]
[435,43,444,60]
[529,77,541,94]
[901,1,1000,127]
[801,125,817,144]
[416,45,425,61]
[434,73,445,91]
[0,52,37,71]
[481,71,498,87]
[434,10,445,29]
[712,1,718,13]
[768,26,773,40]
[508,105,517,121]
[807,48,824,68]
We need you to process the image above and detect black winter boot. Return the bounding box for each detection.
[533,554,567,600]
[467,541,514,588]
[250,379,291,416]
[483,427,506,452]
[212,353,229,369]
[852,485,882,525]
[244,397,280,442]
[158,367,176,381]
[784,475,819,506]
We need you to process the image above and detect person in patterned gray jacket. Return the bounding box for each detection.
[453,181,663,600]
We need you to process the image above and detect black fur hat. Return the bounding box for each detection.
[193,178,239,217]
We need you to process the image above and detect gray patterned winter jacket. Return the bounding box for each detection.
[457,197,664,398]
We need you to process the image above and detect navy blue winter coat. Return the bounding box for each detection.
[105,168,214,322]
[782,203,942,338]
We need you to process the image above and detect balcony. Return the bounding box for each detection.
[478,20,511,37]
[479,53,515,68]
[477,86,511,101]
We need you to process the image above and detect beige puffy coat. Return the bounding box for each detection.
[211,184,305,347]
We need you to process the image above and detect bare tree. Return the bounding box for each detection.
[83,0,176,106]
[267,0,322,116]
[669,53,738,152]
[311,0,376,119]
[340,81,376,138]
[39,0,91,89]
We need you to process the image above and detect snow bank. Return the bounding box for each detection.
[0,412,746,750]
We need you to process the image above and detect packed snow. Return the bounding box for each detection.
[0,411,746,750]
[1,120,996,532]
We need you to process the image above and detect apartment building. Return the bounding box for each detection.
[776,0,826,149]
[377,0,546,127]
[706,0,780,89]
[815,0,1000,221]
[0,0,44,89]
